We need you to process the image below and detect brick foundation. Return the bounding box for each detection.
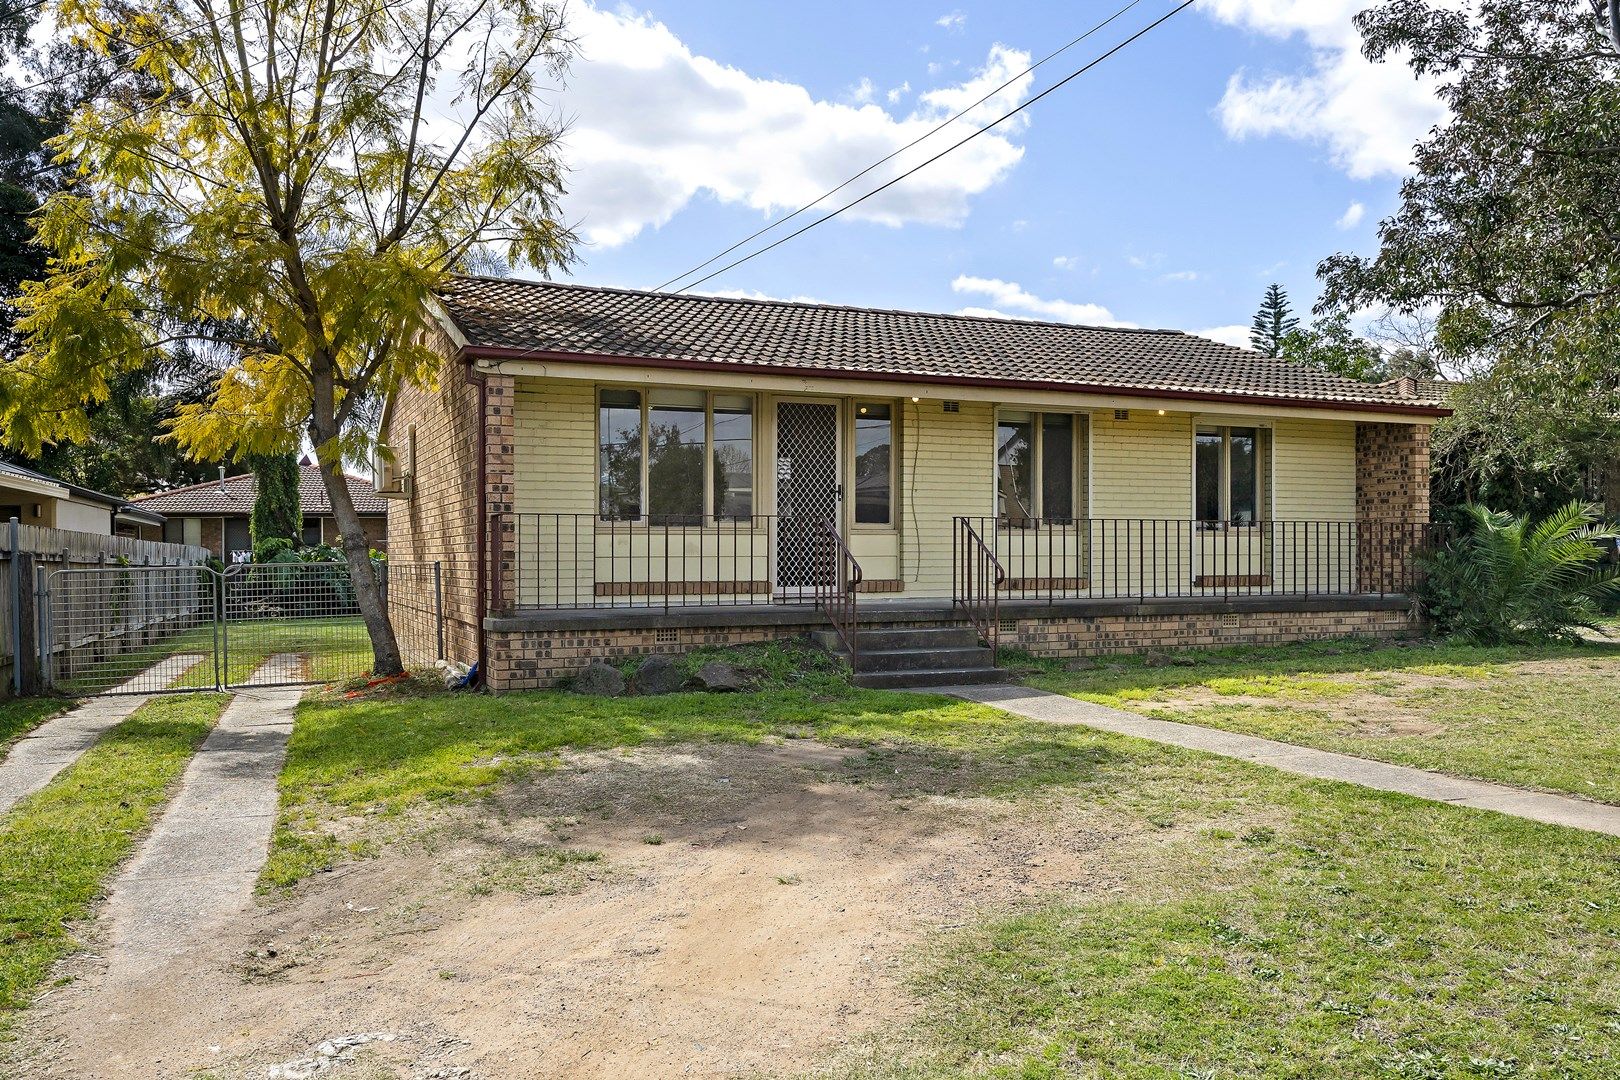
[483,602,1420,690]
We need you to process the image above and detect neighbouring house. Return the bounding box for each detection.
[131,464,388,559]
[0,460,167,540]
[381,277,1449,690]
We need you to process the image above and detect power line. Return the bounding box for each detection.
[651,0,1147,293]
[671,0,1199,296]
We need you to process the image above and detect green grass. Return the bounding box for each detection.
[1023,637,1620,805]
[0,698,71,753]
[265,672,1620,1076]
[0,693,227,1030]
[55,616,375,695]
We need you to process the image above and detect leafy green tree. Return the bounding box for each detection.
[1421,501,1620,643]
[1319,1,1620,368]
[250,453,302,559]
[4,0,577,674]
[1280,313,1386,382]
[1249,284,1298,357]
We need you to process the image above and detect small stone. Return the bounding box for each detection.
[1064,657,1099,672]
[631,654,686,696]
[571,661,625,697]
[1141,652,1173,668]
[696,660,747,691]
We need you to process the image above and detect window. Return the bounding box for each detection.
[1195,425,1269,525]
[998,410,1085,525]
[598,389,755,522]
[853,402,893,525]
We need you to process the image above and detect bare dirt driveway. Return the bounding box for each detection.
[12,738,1157,1079]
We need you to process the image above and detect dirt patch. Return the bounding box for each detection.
[1142,684,1447,739]
[9,739,1171,1079]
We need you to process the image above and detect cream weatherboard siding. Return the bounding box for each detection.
[507,375,1380,604]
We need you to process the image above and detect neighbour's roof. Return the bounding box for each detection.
[1377,377,1457,405]
[131,466,387,516]
[0,458,165,521]
[436,276,1450,415]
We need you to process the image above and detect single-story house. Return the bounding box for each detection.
[131,464,388,558]
[0,460,167,539]
[381,277,1449,690]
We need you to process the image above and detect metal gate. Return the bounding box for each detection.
[40,560,444,696]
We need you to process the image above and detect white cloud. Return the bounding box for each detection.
[886,81,911,105]
[1052,255,1080,270]
[697,288,824,304]
[847,77,877,105]
[1196,324,1254,349]
[1126,252,1163,270]
[951,275,1132,327]
[1204,0,1451,178]
[936,11,966,31]
[1160,269,1200,283]
[558,5,1033,247]
[1335,200,1366,230]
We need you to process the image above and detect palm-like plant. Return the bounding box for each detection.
[1422,502,1620,644]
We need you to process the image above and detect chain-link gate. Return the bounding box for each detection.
[41,560,444,696]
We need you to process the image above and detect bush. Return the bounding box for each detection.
[1421,501,1620,644]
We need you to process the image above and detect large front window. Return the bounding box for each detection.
[1195,425,1268,525]
[598,388,755,522]
[997,410,1085,525]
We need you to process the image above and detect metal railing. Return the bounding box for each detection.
[952,517,1441,604]
[814,519,863,666]
[954,518,1007,663]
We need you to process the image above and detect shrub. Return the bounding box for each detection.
[1421,501,1620,644]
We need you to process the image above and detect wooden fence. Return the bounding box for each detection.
[0,520,211,695]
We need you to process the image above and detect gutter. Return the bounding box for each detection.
[460,345,1452,420]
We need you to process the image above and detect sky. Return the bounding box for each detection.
[518,0,1451,347]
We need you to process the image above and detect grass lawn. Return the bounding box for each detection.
[268,648,1620,1076]
[0,693,227,1033]
[1022,637,1620,805]
[55,616,374,695]
[0,698,71,753]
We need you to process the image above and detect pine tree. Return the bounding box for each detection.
[250,452,302,559]
[1249,283,1299,357]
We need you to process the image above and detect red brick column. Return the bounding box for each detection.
[1356,422,1432,593]
[483,373,517,619]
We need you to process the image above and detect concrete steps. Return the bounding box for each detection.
[811,626,1010,689]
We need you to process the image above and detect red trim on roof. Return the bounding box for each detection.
[464,345,1452,419]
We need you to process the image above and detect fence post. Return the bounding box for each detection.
[433,561,445,661]
[21,556,42,693]
[8,517,18,696]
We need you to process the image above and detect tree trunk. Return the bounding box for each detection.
[315,452,404,676]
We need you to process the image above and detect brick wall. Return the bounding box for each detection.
[383,325,489,668]
[1355,422,1432,593]
[484,604,1419,691]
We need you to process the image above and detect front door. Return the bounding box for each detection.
[775,400,840,593]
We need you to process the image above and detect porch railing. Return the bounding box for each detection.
[954,517,1007,663]
[814,519,862,665]
[952,517,1442,604]
[492,513,1441,613]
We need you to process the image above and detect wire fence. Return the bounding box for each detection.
[43,560,451,696]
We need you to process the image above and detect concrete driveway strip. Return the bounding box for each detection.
[946,683,1620,838]
[0,653,208,816]
[105,671,302,978]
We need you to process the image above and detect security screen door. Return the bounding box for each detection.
[775,401,840,593]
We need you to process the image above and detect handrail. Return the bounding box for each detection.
[954,517,1008,663]
[815,518,863,668]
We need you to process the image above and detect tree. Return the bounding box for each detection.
[1280,313,1387,382]
[4,0,577,674]
[250,453,302,559]
[1319,1,1620,369]
[1249,284,1298,357]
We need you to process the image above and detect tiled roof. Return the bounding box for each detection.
[1377,377,1458,405]
[437,276,1448,414]
[131,466,387,516]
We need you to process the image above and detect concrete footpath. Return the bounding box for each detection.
[0,653,207,815]
[947,684,1620,838]
[105,672,301,977]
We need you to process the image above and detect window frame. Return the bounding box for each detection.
[848,399,898,531]
[1192,423,1271,528]
[993,408,1089,525]
[595,387,758,525]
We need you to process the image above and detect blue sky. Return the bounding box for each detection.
[544,1,1448,346]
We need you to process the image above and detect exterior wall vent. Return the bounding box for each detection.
[942,400,960,413]
[1114,409,1130,421]
[654,628,679,644]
